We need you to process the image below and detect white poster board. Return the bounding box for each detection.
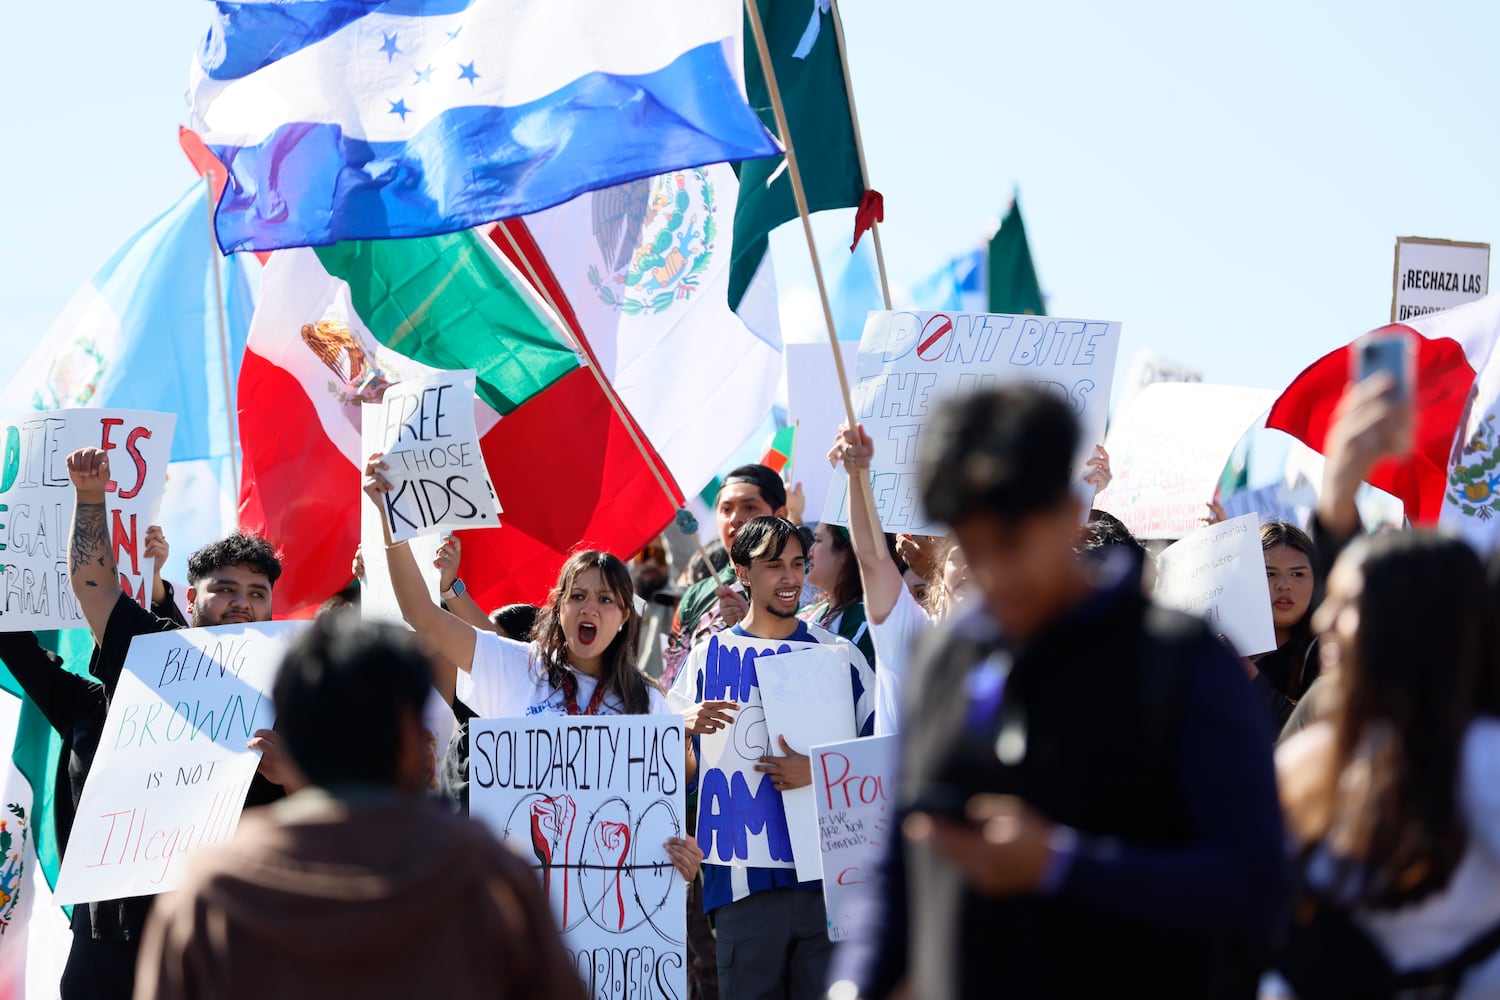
[0,409,175,631]
[1093,383,1274,540]
[53,621,305,904]
[755,646,857,881]
[685,631,831,870]
[358,399,443,630]
[1391,237,1489,323]
[1155,513,1276,657]
[823,311,1121,535]
[785,342,859,523]
[1218,480,1320,529]
[811,735,898,942]
[371,369,500,543]
[1117,349,1204,414]
[469,715,686,1000]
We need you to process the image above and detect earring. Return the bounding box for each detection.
[617,624,624,633]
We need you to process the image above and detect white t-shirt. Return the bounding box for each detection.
[869,586,933,736]
[458,629,670,719]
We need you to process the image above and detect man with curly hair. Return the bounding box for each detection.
[50,447,296,1000]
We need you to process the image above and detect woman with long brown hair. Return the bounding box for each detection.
[1247,521,1322,728]
[1271,532,1500,998]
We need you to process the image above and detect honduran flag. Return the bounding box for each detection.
[239,229,679,617]
[1267,294,1500,526]
[189,0,780,253]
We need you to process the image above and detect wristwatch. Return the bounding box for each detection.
[441,579,466,601]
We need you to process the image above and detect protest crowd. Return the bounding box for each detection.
[5,3,1500,1000]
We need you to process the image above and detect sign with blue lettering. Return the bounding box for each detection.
[823,311,1121,535]
[54,620,305,904]
[684,631,832,870]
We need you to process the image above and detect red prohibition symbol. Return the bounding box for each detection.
[916,314,954,361]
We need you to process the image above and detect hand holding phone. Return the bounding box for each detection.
[1352,328,1414,402]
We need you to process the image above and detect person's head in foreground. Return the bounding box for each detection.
[1281,531,1492,909]
[918,386,1087,643]
[730,516,812,623]
[533,550,653,713]
[186,531,282,628]
[275,613,433,795]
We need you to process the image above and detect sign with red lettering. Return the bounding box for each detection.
[52,620,304,905]
[810,735,898,941]
[468,715,687,1000]
[0,408,175,631]
[372,369,500,543]
[1390,237,1489,324]
[822,312,1121,534]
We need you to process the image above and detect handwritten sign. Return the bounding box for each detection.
[373,370,499,543]
[0,409,175,631]
[785,342,859,523]
[1155,513,1276,657]
[755,646,858,881]
[1117,349,1204,414]
[1391,237,1489,323]
[53,621,304,904]
[823,311,1121,535]
[1218,480,1319,529]
[1094,383,1274,540]
[811,735,898,942]
[469,715,686,1000]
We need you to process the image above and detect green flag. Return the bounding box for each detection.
[730,1,865,310]
[987,199,1045,315]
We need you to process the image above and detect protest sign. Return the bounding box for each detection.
[811,735,898,941]
[53,621,303,904]
[1094,383,1275,540]
[1218,479,1320,529]
[785,341,860,523]
[0,408,175,631]
[1155,513,1276,657]
[822,311,1121,535]
[469,715,686,1000]
[372,369,500,543]
[685,631,837,870]
[1117,349,1204,414]
[755,646,858,881]
[1390,237,1489,323]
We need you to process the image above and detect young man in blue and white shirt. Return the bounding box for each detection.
[668,516,876,1000]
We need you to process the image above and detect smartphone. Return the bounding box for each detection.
[1352,329,1414,402]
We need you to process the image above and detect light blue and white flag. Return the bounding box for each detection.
[912,246,985,313]
[189,0,780,252]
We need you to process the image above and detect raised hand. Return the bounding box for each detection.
[66,447,111,500]
[435,534,461,591]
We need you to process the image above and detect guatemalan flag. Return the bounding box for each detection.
[189,0,781,253]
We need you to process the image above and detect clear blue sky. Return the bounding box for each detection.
[3,0,1498,404]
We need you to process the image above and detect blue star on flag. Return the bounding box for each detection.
[458,61,480,85]
[413,64,435,84]
[388,98,411,121]
[379,32,401,61]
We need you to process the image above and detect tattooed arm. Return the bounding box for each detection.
[67,448,122,645]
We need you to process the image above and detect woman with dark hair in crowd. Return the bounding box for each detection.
[362,455,702,882]
[1247,521,1322,729]
[801,523,895,667]
[1270,532,1500,999]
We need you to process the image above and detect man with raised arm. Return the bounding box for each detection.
[50,447,295,1000]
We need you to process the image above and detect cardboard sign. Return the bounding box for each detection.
[372,370,500,543]
[785,341,860,523]
[811,735,898,942]
[0,409,175,631]
[1390,237,1489,323]
[755,646,858,882]
[468,715,687,1000]
[1155,513,1276,657]
[684,631,839,870]
[1094,383,1274,540]
[53,621,304,904]
[822,311,1121,535]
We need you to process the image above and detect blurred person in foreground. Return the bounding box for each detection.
[827,385,1286,999]
[134,615,583,1000]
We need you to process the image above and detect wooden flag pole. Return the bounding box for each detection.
[203,171,241,500]
[744,0,885,560]
[828,0,892,311]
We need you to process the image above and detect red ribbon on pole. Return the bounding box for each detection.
[850,189,884,252]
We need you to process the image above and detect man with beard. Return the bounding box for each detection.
[47,447,295,1000]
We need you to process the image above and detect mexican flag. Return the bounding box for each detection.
[239,229,680,617]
